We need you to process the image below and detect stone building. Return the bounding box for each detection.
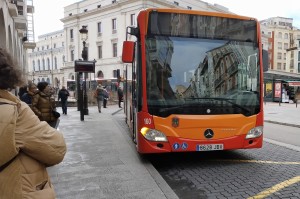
[0,0,36,90]
[27,0,230,101]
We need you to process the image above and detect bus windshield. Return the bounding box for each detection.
[146,36,260,117]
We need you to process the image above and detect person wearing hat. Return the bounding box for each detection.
[96,84,105,113]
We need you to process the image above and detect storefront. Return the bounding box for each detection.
[264,70,300,102]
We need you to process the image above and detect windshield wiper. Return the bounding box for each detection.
[158,104,195,113]
[185,97,251,115]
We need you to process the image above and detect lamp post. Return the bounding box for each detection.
[79,25,89,116]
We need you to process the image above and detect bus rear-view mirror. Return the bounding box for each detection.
[122,41,135,63]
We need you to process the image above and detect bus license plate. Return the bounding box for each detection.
[196,144,224,151]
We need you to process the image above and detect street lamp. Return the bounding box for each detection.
[79,25,89,116]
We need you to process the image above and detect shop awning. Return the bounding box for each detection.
[285,80,300,86]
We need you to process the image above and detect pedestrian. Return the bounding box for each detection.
[18,85,28,99]
[58,86,70,115]
[95,84,105,113]
[117,86,123,108]
[31,82,60,128]
[20,82,38,107]
[0,47,66,199]
[103,86,109,108]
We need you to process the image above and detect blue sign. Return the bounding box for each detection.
[181,142,188,150]
[173,143,180,150]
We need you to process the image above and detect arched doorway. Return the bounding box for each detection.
[97,70,104,79]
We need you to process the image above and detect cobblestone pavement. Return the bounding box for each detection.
[146,143,300,199]
[114,115,300,199]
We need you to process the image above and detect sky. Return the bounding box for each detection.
[34,0,300,40]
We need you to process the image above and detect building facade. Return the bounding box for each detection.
[0,0,36,88]
[27,30,65,89]
[260,17,300,102]
[27,0,231,101]
[261,17,300,73]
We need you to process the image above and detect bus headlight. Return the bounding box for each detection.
[245,126,263,139]
[141,127,168,142]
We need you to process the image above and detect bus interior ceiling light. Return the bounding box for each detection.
[141,127,168,142]
[245,126,263,139]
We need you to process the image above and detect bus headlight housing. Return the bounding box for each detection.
[245,126,263,139]
[141,127,168,142]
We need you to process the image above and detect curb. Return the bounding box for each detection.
[264,138,300,152]
[264,120,300,128]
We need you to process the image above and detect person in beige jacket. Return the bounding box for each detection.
[0,47,67,199]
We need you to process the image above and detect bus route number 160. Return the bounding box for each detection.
[144,118,152,125]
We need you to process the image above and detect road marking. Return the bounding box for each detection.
[210,159,300,165]
[247,176,300,199]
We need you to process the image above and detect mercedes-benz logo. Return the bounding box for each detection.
[204,129,214,139]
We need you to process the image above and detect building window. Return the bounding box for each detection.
[130,14,136,26]
[284,33,288,39]
[42,59,45,70]
[54,43,56,48]
[278,42,282,50]
[38,60,40,71]
[290,60,294,69]
[283,63,286,70]
[112,0,116,3]
[277,52,282,60]
[187,6,192,10]
[284,43,288,50]
[47,58,50,69]
[71,50,74,61]
[98,45,102,59]
[112,18,117,33]
[32,61,35,71]
[97,71,104,78]
[298,63,300,73]
[70,29,74,41]
[277,63,282,70]
[54,57,57,69]
[112,43,117,57]
[113,70,117,78]
[278,32,282,38]
[97,22,102,33]
[62,55,65,63]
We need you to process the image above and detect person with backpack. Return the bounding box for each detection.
[0,47,66,199]
[95,84,105,113]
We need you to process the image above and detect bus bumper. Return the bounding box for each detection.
[137,134,263,154]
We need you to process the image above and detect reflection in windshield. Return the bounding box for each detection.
[146,36,260,117]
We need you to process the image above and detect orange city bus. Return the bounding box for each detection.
[122,8,264,154]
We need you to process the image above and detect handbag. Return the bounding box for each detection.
[52,110,60,118]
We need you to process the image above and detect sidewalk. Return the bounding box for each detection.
[48,104,179,199]
[264,101,300,128]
